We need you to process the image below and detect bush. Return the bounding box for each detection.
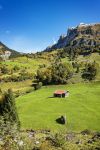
[13,65,20,72]
[82,62,97,80]
[34,82,43,90]
[0,65,9,74]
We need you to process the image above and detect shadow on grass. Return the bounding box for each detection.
[48,96,54,98]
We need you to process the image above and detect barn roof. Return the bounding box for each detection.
[54,90,67,94]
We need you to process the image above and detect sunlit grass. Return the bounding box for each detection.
[16,82,100,132]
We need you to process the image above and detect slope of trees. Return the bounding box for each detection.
[36,62,73,85]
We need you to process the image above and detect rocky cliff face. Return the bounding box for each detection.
[0,42,21,58]
[46,23,100,54]
[0,42,10,54]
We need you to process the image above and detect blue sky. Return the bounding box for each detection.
[0,0,100,52]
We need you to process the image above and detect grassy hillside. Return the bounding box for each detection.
[1,56,49,73]
[0,52,100,94]
[16,82,100,132]
[0,55,50,95]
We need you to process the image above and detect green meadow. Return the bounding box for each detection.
[16,82,100,132]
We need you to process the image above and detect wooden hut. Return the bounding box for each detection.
[54,90,69,98]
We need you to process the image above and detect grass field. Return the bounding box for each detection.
[16,82,100,132]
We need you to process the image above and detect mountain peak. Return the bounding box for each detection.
[45,23,100,53]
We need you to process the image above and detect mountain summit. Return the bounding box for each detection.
[46,23,100,54]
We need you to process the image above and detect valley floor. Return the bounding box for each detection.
[16,82,100,132]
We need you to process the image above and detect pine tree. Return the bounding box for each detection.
[0,89,20,128]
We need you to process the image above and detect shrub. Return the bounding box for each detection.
[13,65,20,72]
[34,82,43,90]
[82,62,97,80]
[0,65,9,74]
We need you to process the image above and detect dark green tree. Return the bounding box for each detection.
[0,89,20,128]
[82,62,97,80]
